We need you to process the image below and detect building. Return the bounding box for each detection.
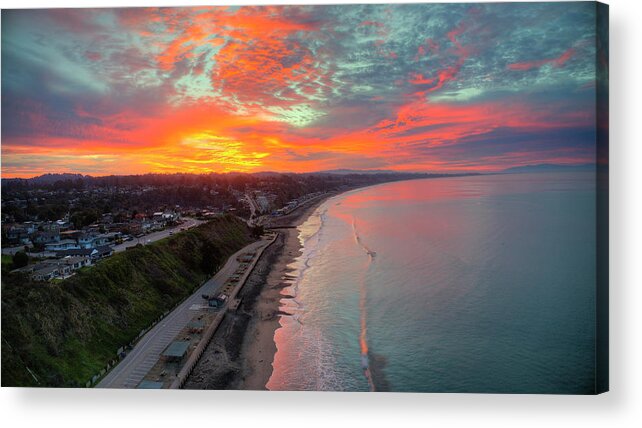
[136,380,164,389]
[256,195,270,213]
[26,255,92,281]
[31,264,63,281]
[93,245,114,260]
[55,245,113,260]
[32,231,60,245]
[161,340,190,363]
[45,239,79,252]
[55,248,95,258]
[5,225,32,245]
[78,233,98,249]
[61,255,91,270]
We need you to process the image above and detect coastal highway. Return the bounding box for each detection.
[112,217,203,253]
[97,237,270,389]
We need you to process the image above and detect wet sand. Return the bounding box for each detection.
[184,194,333,390]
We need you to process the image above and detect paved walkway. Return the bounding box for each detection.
[97,238,269,388]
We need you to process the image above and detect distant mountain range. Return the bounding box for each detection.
[2,165,594,184]
[312,169,400,175]
[501,163,595,174]
[1,170,426,186]
[2,173,88,185]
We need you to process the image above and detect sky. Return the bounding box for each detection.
[1,2,603,178]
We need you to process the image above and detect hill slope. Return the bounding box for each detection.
[1,215,253,387]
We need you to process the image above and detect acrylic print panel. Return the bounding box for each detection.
[0,2,608,394]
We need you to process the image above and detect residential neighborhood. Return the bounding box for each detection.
[2,209,183,281]
[2,171,430,282]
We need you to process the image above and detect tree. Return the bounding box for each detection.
[200,242,223,275]
[12,251,29,269]
[250,225,264,238]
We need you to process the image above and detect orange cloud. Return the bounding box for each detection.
[508,48,576,71]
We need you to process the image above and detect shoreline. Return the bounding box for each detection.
[184,177,457,390]
[237,197,328,390]
[184,191,337,390]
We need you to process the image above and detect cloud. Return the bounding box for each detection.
[1,3,600,177]
[508,47,576,71]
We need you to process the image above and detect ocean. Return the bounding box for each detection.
[266,172,597,393]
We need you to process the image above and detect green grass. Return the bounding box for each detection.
[1,254,14,270]
[1,215,253,387]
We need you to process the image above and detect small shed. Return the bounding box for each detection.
[161,340,190,362]
[137,380,164,389]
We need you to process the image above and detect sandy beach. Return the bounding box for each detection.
[184,193,334,390]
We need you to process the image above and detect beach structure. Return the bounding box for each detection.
[136,380,164,389]
[161,341,190,363]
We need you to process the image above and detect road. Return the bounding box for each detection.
[245,194,258,219]
[1,218,203,256]
[97,238,270,388]
[112,217,203,253]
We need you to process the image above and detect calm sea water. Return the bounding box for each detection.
[267,172,596,393]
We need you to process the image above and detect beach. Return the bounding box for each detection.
[184,193,334,390]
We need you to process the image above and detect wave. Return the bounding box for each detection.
[282,207,329,325]
[352,216,378,391]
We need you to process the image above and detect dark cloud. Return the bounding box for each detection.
[1,3,601,176]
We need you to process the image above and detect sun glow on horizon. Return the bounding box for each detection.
[1,4,603,178]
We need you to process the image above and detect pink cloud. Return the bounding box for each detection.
[508,47,576,71]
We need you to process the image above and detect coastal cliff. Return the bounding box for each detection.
[1,215,253,387]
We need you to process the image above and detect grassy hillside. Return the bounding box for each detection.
[1,215,253,387]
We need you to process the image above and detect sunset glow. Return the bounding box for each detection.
[1,3,600,177]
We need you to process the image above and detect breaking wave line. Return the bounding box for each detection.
[352,216,376,391]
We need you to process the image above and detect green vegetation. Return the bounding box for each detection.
[1,254,13,270]
[250,225,264,238]
[1,215,253,387]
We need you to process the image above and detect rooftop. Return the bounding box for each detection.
[161,340,190,359]
[136,380,164,389]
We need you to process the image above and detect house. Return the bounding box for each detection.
[93,245,114,260]
[102,232,122,244]
[27,255,92,282]
[22,222,38,235]
[11,264,37,275]
[78,233,98,249]
[45,239,79,252]
[61,255,91,270]
[59,230,82,241]
[55,248,94,258]
[32,231,60,245]
[31,264,61,281]
[56,245,113,260]
[152,211,180,225]
[256,195,270,213]
[162,211,180,223]
[56,219,72,231]
[40,222,61,234]
[6,225,31,245]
